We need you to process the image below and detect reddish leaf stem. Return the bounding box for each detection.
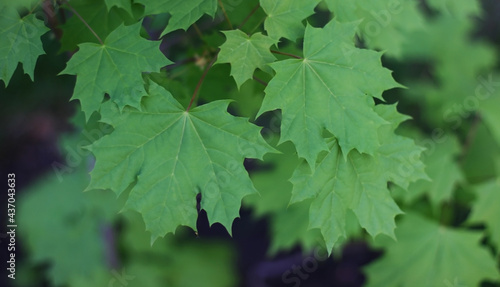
[218,0,233,29]
[271,50,302,59]
[61,0,104,45]
[238,4,260,30]
[187,56,218,111]
[253,76,268,86]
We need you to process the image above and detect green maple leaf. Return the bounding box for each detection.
[258,20,400,166]
[468,179,500,253]
[290,137,402,252]
[365,213,499,287]
[373,105,429,189]
[216,30,276,88]
[61,22,170,120]
[0,6,48,86]
[325,0,424,57]
[136,0,217,35]
[260,0,321,41]
[289,104,426,251]
[88,81,274,241]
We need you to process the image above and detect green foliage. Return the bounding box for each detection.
[0,5,48,85]
[58,0,136,52]
[289,104,426,252]
[326,0,424,57]
[136,0,218,35]
[479,79,500,146]
[18,154,237,287]
[468,179,500,253]
[61,22,170,120]
[18,165,118,286]
[119,212,238,287]
[258,20,400,166]
[393,134,463,206]
[5,0,500,285]
[365,213,499,286]
[427,0,481,18]
[104,0,134,16]
[259,0,321,41]
[88,81,274,241]
[244,140,325,254]
[216,30,276,88]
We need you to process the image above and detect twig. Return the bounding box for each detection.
[29,0,44,14]
[60,0,103,45]
[187,56,218,111]
[238,4,260,30]
[218,0,233,29]
[249,16,266,34]
[253,76,268,86]
[271,50,302,59]
[192,23,203,39]
[42,0,62,39]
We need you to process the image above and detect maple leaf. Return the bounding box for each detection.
[0,6,49,86]
[373,104,428,189]
[467,179,500,253]
[289,104,426,251]
[61,22,170,120]
[290,137,402,252]
[258,20,400,166]
[365,213,500,287]
[260,0,321,41]
[135,0,217,36]
[87,81,274,241]
[216,30,276,88]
